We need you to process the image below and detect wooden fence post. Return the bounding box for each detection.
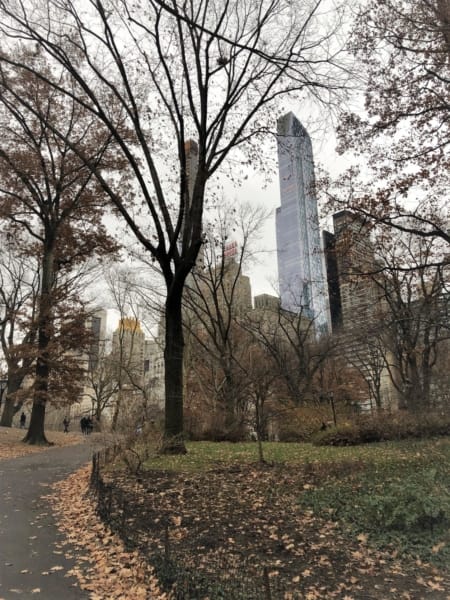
[263,567,272,600]
[164,521,170,564]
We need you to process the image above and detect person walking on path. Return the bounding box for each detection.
[19,412,26,429]
[63,416,70,433]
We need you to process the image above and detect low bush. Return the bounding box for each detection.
[312,424,363,446]
[364,468,450,533]
[312,411,450,446]
[299,460,450,567]
[277,406,329,442]
[199,426,248,442]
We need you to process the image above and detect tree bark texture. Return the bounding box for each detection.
[163,289,186,454]
[23,246,55,445]
[0,376,22,427]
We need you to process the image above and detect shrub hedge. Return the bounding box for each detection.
[312,411,450,446]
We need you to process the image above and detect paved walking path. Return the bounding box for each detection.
[0,441,97,600]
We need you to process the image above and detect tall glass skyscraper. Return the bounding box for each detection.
[275,112,330,334]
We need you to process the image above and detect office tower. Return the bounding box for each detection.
[275,112,330,334]
[331,210,380,329]
[87,308,108,371]
[322,229,342,331]
[253,293,280,312]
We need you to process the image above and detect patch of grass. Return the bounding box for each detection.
[142,438,450,473]
[298,437,450,567]
[140,438,450,567]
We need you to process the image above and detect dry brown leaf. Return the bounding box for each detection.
[432,542,446,554]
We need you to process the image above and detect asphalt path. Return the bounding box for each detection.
[0,441,96,600]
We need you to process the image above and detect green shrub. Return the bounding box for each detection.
[299,463,450,566]
[364,469,450,533]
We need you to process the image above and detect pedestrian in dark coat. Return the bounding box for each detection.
[19,412,26,429]
[63,417,70,433]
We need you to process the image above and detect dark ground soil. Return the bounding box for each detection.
[99,463,450,599]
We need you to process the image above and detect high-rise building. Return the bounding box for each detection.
[275,112,330,334]
[330,210,381,329]
[87,308,108,371]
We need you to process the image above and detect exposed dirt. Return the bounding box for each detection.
[52,461,450,599]
[5,426,447,599]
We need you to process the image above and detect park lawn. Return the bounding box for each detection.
[142,436,450,473]
[94,436,450,597]
[140,437,450,568]
[0,425,84,460]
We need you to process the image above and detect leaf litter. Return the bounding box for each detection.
[47,461,450,599]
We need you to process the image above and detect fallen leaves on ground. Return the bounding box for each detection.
[97,463,450,599]
[47,460,450,599]
[0,425,84,460]
[47,465,167,600]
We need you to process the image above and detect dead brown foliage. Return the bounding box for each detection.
[50,460,450,599]
[0,426,84,460]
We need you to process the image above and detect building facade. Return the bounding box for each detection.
[111,317,146,385]
[324,211,397,411]
[275,112,330,335]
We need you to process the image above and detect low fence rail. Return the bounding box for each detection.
[90,448,299,599]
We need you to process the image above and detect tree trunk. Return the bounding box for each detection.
[223,369,237,433]
[0,396,15,427]
[162,288,186,454]
[111,384,122,431]
[22,337,51,445]
[0,374,23,427]
[255,397,265,465]
[23,400,49,445]
[406,357,423,411]
[23,245,55,445]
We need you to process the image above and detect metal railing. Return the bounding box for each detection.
[90,448,301,599]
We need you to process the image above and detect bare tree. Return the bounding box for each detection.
[343,333,386,412]
[0,58,119,444]
[0,0,351,451]
[183,202,269,436]
[245,299,336,408]
[331,217,450,411]
[370,232,450,410]
[83,334,118,424]
[326,0,450,244]
[106,269,145,430]
[243,343,281,462]
[0,235,39,426]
